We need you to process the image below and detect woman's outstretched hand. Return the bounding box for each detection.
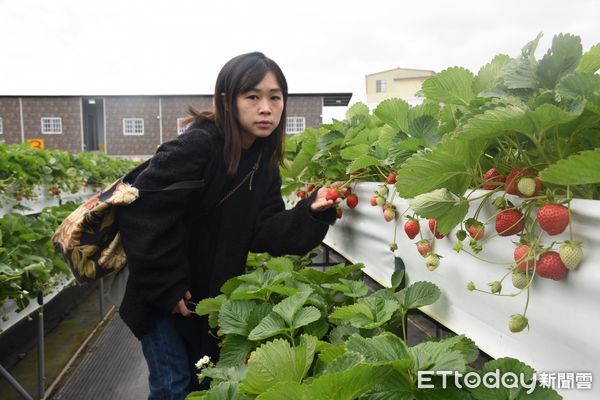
[310,187,342,212]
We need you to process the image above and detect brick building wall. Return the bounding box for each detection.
[0,97,21,144]
[287,96,322,129]
[105,96,161,156]
[22,97,82,152]
[160,96,212,143]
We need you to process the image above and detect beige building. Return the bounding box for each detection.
[365,67,435,107]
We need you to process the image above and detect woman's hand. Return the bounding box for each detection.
[171,290,192,317]
[310,187,342,212]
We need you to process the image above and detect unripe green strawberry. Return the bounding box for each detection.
[559,241,583,270]
[467,281,476,291]
[456,230,467,241]
[377,185,388,196]
[376,195,386,206]
[453,241,463,252]
[536,251,568,281]
[424,253,440,271]
[511,270,530,289]
[389,242,398,251]
[517,177,536,197]
[508,314,529,333]
[488,281,502,294]
[537,203,569,236]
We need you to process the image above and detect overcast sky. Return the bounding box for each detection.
[1,0,599,121]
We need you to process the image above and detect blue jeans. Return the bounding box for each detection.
[141,315,192,400]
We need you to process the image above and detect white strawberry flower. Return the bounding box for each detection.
[195,355,211,370]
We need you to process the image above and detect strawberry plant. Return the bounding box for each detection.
[188,253,559,399]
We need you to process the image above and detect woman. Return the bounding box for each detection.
[117,52,339,399]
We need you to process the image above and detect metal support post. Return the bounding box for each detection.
[37,293,45,400]
[99,278,105,320]
[0,364,34,400]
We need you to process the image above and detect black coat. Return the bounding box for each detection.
[117,121,335,348]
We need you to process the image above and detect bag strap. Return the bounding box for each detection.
[215,152,262,207]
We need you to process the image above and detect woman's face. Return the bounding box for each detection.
[235,71,284,149]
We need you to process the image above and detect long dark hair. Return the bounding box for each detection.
[186,52,288,175]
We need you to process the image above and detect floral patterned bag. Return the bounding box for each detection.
[51,160,205,284]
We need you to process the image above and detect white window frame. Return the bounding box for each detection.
[376,79,387,93]
[177,118,188,135]
[286,116,306,134]
[0,117,3,135]
[41,117,62,134]
[123,118,144,136]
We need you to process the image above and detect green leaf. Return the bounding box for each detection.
[460,105,533,139]
[195,295,225,316]
[539,148,600,185]
[308,365,393,400]
[330,296,399,330]
[202,382,244,400]
[292,307,322,330]
[407,116,440,148]
[473,54,512,94]
[469,357,561,400]
[248,312,289,341]
[408,188,469,234]
[345,102,370,122]
[322,351,365,374]
[241,336,316,395]
[421,67,475,106]
[340,144,370,160]
[265,257,294,272]
[322,278,369,298]
[219,300,257,336]
[400,281,441,310]
[391,269,405,291]
[537,33,582,89]
[217,335,255,367]
[346,332,411,362]
[527,103,583,134]
[374,98,410,132]
[272,290,313,325]
[577,42,600,73]
[556,72,600,99]
[502,33,542,90]
[346,154,381,174]
[291,149,313,178]
[409,340,468,373]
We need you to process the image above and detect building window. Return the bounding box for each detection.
[177,118,188,135]
[376,79,387,93]
[286,116,306,134]
[41,117,62,134]
[0,117,3,134]
[123,118,144,135]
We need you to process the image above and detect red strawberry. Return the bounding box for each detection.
[306,183,315,192]
[482,167,505,190]
[336,207,343,219]
[340,187,351,198]
[428,218,444,239]
[404,218,420,239]
[467,222,485,240]
[537,204,569,236]
[326,188,339,201]
[504,168,532,195]
[15,194,24,201]
[514,244,534,272]
[297,190,307,199]
[370,194,379,206]
[495,210,524,236]
[416,239,433,257]
[50,187,61,196]
[387,172,397,184]
[346,194,358,209]
[536,251,567,281]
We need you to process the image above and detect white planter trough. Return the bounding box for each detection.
[324,182,599,400]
